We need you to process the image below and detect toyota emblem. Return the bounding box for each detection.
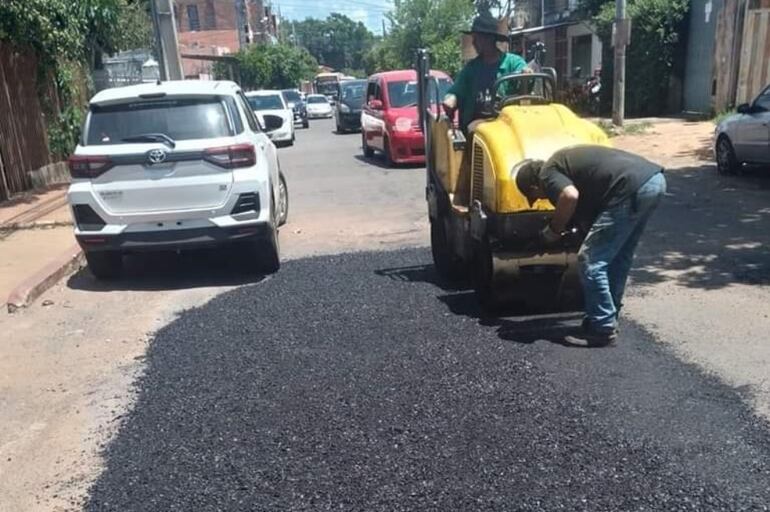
[147,148,167,165]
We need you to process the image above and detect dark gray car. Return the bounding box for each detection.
[281,89,309,129]
[335,80,366,133]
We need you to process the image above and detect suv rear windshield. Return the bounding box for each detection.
[248,95,284,111]
[86,97,232,145]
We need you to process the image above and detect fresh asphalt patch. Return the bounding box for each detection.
[85,249,770,511]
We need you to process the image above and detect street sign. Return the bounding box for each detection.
[612,19,633,47]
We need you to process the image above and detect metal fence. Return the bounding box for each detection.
[93,50,160,92]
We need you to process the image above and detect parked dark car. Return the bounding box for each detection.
[281,89,309,129]
[335,79,366,133]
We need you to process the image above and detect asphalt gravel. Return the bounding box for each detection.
[85,249,770,511]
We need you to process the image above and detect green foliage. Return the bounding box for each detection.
[712,109,735,125]
[292,14,375,72]
[225,44,318,90]
[590,0,688,116]
[0,0,152,157]
[368,0,474,75]
[0,0,152,64]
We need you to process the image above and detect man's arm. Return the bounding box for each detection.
[443,65,470,112]
[549,185,579,233]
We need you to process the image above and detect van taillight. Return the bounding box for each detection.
[203,144,256,169]
[68,155,113,179]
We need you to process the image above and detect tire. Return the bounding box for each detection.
[716,135,739,175]
[302,118,309,129]
[362,132,374,158]
[253,193,281,274]
[383,136,394,167]
[430,213,465,281]
[85,250,123,280]
[471,239,503,313]
[277,172,289,226]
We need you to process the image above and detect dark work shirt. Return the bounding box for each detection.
[472,62,499,120]
[539,145,663,225]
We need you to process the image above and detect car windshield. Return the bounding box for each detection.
[387,78,452,108]
[86,97,231,146]
[307,96,328,104]
[282,90,301,103]
[316,82,338,96]
[340,83,365,103]
[248,94,284,111]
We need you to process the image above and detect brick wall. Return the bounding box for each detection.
[175,0,238,33]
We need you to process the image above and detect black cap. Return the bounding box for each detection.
[514,160,543,204]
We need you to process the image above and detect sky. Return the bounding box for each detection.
[270,0,395,35]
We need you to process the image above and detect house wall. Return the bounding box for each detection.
[566,24,602,78]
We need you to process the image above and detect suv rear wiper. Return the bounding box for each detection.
[122,133,176,148]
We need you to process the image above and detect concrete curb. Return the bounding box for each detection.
[6,244,85,313]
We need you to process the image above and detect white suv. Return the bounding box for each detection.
[67,80,289,279]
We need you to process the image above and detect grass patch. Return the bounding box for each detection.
[712,110,735,125]
[597,120,653,138]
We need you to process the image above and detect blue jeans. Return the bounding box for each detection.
[578,172,666,332]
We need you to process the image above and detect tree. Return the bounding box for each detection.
[0,0,154,156]
[291,14,375,75]
[222,44,318,90]
[368,0,474,76]
[587,0,689,116]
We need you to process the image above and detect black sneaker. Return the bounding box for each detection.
[567,320,618,348]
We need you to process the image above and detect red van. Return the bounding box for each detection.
[361,69,452,166]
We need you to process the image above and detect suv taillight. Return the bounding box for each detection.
[203,144,256,169]
[68,155,113,179]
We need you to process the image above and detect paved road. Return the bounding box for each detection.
[278,118,428,259]
[81,121,770,510]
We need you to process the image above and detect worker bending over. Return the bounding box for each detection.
[516,145,666,346]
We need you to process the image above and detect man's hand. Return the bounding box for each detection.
[442,94,457,117]
[539,224,562,245]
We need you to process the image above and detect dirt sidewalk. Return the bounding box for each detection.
[614,120,770,420]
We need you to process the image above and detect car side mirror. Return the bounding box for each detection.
[262,114,284,132]
[369,99,383,111]
[737,103,751,114]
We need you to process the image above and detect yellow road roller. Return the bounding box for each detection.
[415,49,611,310]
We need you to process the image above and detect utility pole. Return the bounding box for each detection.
[151,0,184,81]
[612,0,629,127]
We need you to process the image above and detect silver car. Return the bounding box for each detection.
[715,84,770,174]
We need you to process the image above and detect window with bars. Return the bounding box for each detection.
[187,4,200,31]
[204,0,216,29]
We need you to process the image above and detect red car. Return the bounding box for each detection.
[361,69,452,166]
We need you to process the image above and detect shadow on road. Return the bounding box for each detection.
[67,248,266,292]
[632,164,770,290]
[376,263,587,347]
[353,154,425,171]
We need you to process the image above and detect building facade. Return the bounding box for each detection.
[174,0,278,79]
[510,0,602,88]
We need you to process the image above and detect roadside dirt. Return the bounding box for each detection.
[614,120,770,421]
[0,278,239,511]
